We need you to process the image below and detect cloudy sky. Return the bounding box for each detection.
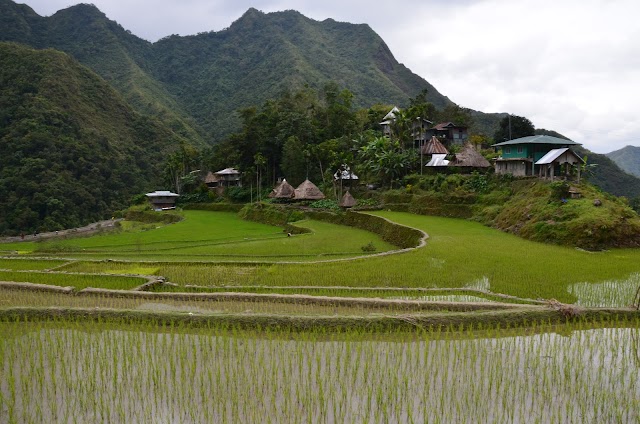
[18,0,640,153]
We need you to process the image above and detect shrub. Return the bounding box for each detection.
[309,199,341,211]
[361,242,377,252]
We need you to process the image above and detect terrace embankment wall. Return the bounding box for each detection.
[303,210,424,249]
[1,306,639,332]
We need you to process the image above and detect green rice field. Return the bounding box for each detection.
[1,211,395,261]
[1,208,639,421]
[34,211,640,306]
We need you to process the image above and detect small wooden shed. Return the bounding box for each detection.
[146,190,179,210]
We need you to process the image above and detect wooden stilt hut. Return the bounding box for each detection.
[293,179,325,200]
[340,191,356,208]
[269,179,295,199]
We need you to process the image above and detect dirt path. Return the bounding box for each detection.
[0,219,122,244]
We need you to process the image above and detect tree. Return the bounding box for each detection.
[358,136,412,189]
[280,136,308,186]
[494,114,535,142]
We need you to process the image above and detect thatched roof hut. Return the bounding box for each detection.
[340,191,356,208]
[269,179,295,199]
[449,143,491,168]
[421,136,449,155]
[294,179,325,200]
[204,171,220,187]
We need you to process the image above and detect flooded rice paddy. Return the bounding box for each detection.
[1,319,638,423]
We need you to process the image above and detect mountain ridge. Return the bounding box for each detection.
[0,0,463,141]
[606,145,640,178]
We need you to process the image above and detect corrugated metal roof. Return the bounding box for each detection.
[421,136,449,155]
[215,167,240,175]
[382,106,399,121]
[146,190,179,197]
[535,148,584,165]
[535,148,569,165]
[493,135,580,147]
[426,153,449,167]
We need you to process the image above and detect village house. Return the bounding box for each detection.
[493,135,583,179]
[425,122,468,146]
[146,190,179,210]
[380,107,467,149]
[204,168,241,194]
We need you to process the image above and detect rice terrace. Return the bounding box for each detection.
[1,206,640,422]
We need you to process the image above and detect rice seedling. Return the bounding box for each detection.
[569,272,640,307]
[0,316,638,423]
[0,271,146,290]
[0,259,70,271]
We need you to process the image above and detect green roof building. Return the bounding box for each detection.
[493,135,581,177]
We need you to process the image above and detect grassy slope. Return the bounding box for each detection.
[481,181,640,249]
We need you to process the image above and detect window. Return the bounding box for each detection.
[517,146,523,154]
[505,147,511,154]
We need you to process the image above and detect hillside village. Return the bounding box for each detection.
[195,106,588,204]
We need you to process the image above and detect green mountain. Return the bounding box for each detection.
[0,0,204,145]
[0,1,501,141]
[606,145,640,178]
[0,42,189,235]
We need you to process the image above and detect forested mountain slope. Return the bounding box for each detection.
[0,42,190,235]
[0,1,501,141]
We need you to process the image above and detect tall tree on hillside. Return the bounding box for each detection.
[494,115,535,142]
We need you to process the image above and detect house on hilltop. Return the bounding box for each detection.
[380,107,466,149]
[535,148,585,181]
[493,135,583,178]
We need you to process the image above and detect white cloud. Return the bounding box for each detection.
[17,0,640,152]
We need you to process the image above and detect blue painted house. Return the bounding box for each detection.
[493,135,583,177]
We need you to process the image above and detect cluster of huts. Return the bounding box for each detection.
[269,178,356,208]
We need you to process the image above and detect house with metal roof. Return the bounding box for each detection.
[146,190,179,210]
[535,148,585,181]
[493,135,582,177]
[205,168,241,192]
